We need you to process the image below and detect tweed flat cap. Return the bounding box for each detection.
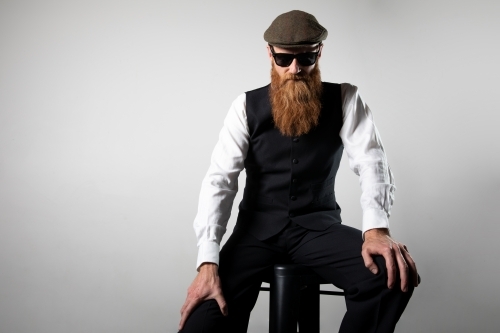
[264,10,327,48]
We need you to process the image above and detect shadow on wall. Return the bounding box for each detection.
[398,173,500,332]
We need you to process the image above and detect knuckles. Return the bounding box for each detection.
[187,290,202,300]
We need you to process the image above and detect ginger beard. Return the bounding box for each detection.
[269,62,323,137]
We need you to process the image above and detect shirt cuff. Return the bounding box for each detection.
[196,241,220,270]
[362,209,390,238]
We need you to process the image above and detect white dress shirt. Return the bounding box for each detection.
[193,83,395,269]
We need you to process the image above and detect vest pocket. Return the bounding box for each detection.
[310,177,334,190]
[310,178,336,209]
[312,192,334,204]
[247,194,280,213]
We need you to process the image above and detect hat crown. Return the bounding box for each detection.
[264,10,327,48]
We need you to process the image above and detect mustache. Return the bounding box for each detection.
[282,73,307,81]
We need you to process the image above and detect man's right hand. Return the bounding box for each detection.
[178,263,228,331]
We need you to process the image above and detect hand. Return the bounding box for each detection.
[179,263,228,331]
[362,228,419,292]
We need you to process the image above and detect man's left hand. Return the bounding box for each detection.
[362,228,419,292]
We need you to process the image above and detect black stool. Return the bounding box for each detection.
[260,264,344,333]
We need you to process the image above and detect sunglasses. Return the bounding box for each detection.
[269,44,321,67]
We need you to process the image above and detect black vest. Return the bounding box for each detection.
[235,82,344,240]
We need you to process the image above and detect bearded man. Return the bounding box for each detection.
[179,10,419,333]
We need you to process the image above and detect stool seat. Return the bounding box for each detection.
[260,264,344,333]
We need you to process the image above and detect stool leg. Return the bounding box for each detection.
[270,273,299,333]
[298,283,320,333]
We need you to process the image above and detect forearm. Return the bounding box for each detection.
[340,83,396,236]
[193,93,249,270]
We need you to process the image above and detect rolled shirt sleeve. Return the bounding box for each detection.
[340,83,396,236]
[193,93,249,269]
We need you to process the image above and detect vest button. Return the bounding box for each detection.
[289,213,295,218]
[292,179,298,183]
[293,137,299,143]
[292,159,298,164]
[290,196,297,201]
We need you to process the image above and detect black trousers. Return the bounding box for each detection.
[181,222,414,333]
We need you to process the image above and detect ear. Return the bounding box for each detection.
[266,45,273,61]
[318,44,323,59]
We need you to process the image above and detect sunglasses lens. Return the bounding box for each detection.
[274,54,294,67]
[296,53,318,66]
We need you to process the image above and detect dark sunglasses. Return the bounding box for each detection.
[269,44,321,67]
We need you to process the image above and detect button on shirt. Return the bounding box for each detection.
[193,83,396,269]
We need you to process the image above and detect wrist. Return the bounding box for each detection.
[198,262,218,273]
[364,228,390,239]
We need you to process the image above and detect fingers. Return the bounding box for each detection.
[394,244,409,292]
[179,271,227,331]
[179,297,200,331]
[362,248,378,274]
[179,285,205,330]
[382,245,397,290]
[179,292,227,330]
[180,298,188,317]
[400,246,419,287]
[214,294,228,316]
[362,232,418,292]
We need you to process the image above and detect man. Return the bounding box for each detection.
[179,10,419,333]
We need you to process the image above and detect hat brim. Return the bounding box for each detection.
[268,42,322,49]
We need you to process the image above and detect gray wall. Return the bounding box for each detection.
[1,0,499,332]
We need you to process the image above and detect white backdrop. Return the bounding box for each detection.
[1,0,499,332]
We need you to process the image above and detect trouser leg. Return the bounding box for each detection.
[181,227,286,333]
[179,299,225,333]
[287,223,414,333]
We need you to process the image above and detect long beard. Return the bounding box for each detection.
[269,63,323,137]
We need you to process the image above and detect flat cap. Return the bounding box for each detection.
[264,10,327,48]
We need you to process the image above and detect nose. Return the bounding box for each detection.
[288,58,301,74]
